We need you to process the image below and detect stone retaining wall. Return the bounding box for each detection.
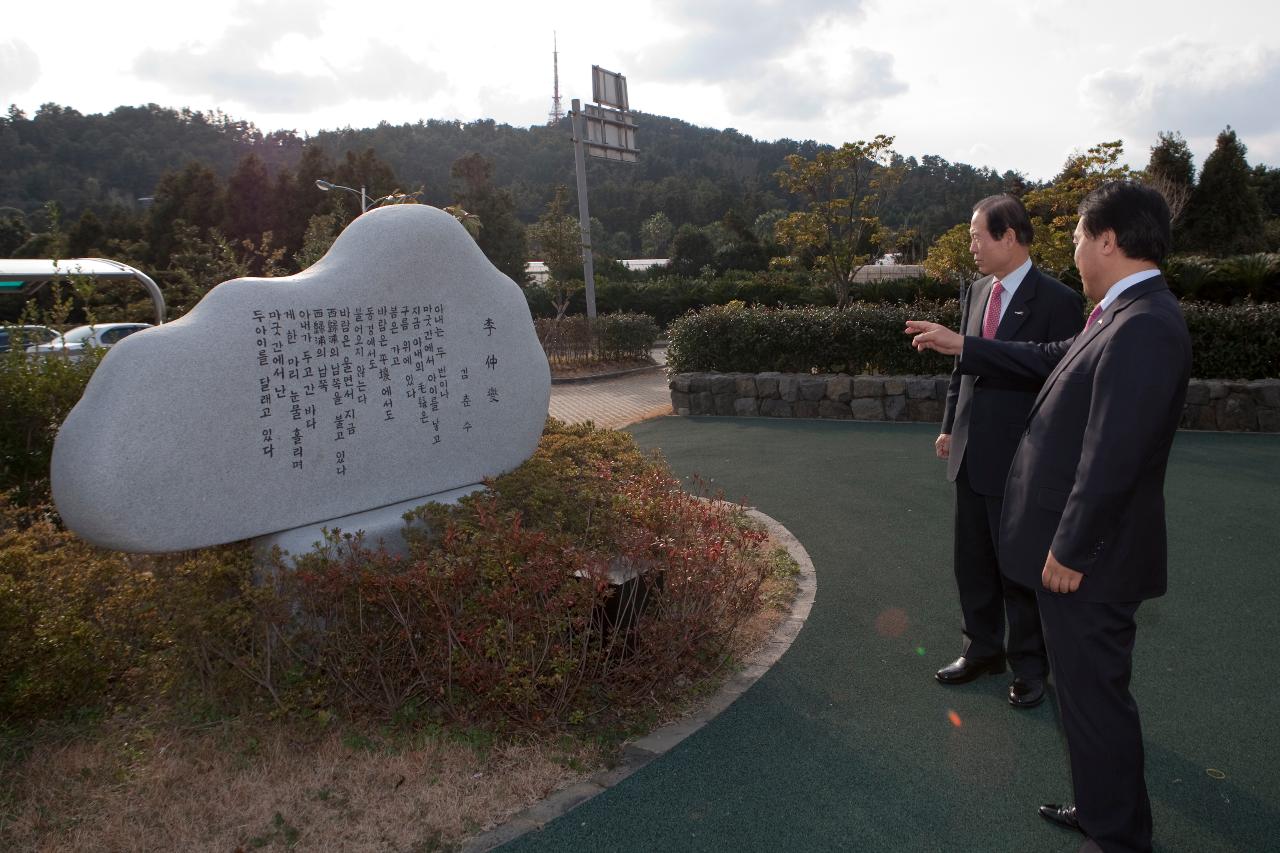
[669,373,1280,433]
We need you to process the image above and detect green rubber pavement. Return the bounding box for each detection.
[501,418,1280,853]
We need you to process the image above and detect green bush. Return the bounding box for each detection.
[1183,301,1280,379]
[0,495,263,724]
[666,302,962,375]
[667,300,1280,380]
[527,269,834,327]
[524,270,959,328]
[0,346,104,505]
[1165,253,1280,303]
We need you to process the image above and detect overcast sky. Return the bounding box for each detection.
[4,0,1279,181]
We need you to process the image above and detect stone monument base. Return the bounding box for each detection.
[253,483,484,564]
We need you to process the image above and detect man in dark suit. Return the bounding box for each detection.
[934,195,1084,710]
[907,182,1191,853]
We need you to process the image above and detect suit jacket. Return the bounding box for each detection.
[942,267,1084,495]
[960,276,1191,601]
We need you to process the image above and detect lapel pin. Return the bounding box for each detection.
[1014,310,1025,316]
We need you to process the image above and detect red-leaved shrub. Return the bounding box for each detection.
[275,419,770,731]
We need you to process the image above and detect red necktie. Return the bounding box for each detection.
[1086,303,1104,331]
[982,280,1004,339]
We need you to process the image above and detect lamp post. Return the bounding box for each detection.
[315,179,368,213]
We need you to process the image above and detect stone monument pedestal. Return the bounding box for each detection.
[252,483,483,563]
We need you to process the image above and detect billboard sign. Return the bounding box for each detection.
[583,104,638,162]
[591,65,629,111]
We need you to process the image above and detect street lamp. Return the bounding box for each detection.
[315,179,368,213]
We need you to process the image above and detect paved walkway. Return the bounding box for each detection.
[547,348,672,429]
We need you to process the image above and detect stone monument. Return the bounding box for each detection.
[51,204,551,555]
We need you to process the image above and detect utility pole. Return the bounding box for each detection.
[568,66,638,320]
[569,98,596,318]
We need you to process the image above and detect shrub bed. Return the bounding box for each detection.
[525,271,958,328]
[1182,301,1280,379]
[0,346,104,504]
[535,313,660,367]
[1,421,774,733]
[666,302,961,375]
[281,419,770,730]
[668,301,1280,380]
[1164,253,1280,303]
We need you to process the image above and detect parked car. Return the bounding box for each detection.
[0,324,59,353]
[27,323,152,355]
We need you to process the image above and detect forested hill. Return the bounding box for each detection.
[0,102,1018,244]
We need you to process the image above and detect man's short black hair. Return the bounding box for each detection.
[1077,181,1172,264]
[973,194,1034,246]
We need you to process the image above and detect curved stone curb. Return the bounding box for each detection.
[462,507,816,852]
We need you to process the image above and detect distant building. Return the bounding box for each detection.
[525,261,550,284]
[524,258,669,284]
[854,263,925,282]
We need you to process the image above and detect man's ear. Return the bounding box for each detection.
[1098,229,1118,256]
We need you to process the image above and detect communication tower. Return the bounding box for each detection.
[548,32,564,125]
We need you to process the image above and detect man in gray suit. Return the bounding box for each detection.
[933,195,1084,709]
[908,182,1190,853]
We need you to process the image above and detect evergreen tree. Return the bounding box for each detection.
[527,186,582,320]
[0,212,31,258]
[1182,127,1267,256]
[640,212,673,257]
[450,152,528,283]
[146,161,225,267]
[668,224,715,277]
[333,148,398,215]
[222,152,271,247]
[67,210,105,257]
[1144,131,1195,226]
[1250,164,1280,218]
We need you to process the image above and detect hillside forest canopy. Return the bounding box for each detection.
[2,103,1278,319]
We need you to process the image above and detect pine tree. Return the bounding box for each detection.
[450,153,528,283]
[1181,127,1267,256]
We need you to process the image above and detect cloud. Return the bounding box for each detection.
[1081,39,1280,153]
[723,48,907,120]
[132,0,445,114]
[639,0,869,81]
[626,0,901,122]
[0,39,40,100]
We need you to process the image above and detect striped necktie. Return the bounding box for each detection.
[982,280,1004,339]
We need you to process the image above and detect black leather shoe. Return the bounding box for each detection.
[935,655,1006,684]
[1038,803,1083,834]
[1009,677,1046,708]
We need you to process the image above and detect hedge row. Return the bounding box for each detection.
[667,301,1280,380]
[520,254,1280,329]
[1164,254,1280,303]
[535,312,660,365]
[1181,302,1280,380]
[666,302,961,376]
[524,271,956,328]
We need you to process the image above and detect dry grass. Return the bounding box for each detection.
[0,541,799,853]
[1,720,601,852]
